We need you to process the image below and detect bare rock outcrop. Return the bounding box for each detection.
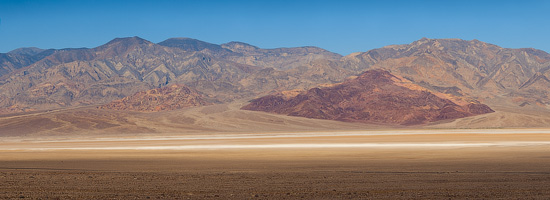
[242,70,494,125]
[100,84,211,112]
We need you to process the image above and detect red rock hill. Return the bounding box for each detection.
[242,69,493,125]
[100,84,211,112]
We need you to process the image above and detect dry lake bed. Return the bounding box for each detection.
[1,129,549,199]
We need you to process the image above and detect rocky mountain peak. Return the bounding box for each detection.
[158,38,229,54]
[7,47,46,56]
[91,36,157,59]
[104,36,151,46]
[221,41,260,53]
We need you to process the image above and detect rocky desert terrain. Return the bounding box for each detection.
[1,130,550,199]
[2,37,550,199]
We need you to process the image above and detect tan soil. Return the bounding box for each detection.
[1,130,549,199]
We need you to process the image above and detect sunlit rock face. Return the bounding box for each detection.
[243,69,493,125]
[99,84,211,112]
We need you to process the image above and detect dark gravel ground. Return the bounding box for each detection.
[1,156,550,199]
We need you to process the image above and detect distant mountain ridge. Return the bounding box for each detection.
[0,36,549,126]
[342,38,550,106]
[0,48,56,77]
[0,36,344,113]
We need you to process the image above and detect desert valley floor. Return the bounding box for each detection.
[1,129,549,199]
[3,3,550,199]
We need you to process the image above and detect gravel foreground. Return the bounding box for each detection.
[1,131,549,199]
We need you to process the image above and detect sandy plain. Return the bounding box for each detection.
[1,129,550,199]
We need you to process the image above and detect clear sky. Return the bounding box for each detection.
[0,0,549,55]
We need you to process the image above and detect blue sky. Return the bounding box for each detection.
[0,0,549,55]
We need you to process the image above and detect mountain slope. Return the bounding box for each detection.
[1,36,549,120]
[242,69,493,125]
[221,41,343,70]
[0,37,346,114]
[158,37,233,56]
[0,37,254,112]
[0,48,56,77]
[99,84,211,112]
[342,38,550,106]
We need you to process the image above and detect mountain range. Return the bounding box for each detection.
[1,36,549,128]
[0,37,346,113]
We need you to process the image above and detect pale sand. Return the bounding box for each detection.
[1,129,549,199]
[2,129,550,151]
